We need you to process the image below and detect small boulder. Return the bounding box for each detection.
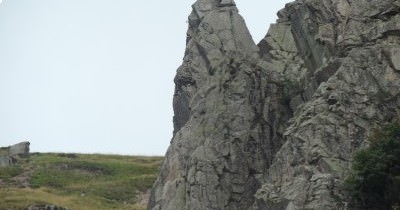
[9,141,30,157]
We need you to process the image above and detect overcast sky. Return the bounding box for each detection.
[0,0,292,155]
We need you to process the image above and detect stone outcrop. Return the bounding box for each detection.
[255,0,400,209]
[149,0,400,209]
[0,142,30,167]
[150,1,284,209]
[9,141,30,157]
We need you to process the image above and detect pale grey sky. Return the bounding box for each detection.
[0,0,292,155]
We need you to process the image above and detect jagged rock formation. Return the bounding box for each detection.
[149,0,400,209]
[255,0,400,209]
[150,1,284,209]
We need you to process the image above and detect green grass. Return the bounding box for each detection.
[0,166,23,179]
[0,153,162,210]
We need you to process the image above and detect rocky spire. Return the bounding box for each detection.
[148,0,286,209]
[172,0,258,134]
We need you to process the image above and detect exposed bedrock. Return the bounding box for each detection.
[149,0,400,209]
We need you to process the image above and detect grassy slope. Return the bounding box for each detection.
[0,153,162,210]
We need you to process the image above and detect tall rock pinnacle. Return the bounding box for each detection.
[173,0,258,133]
[148,0,288,209]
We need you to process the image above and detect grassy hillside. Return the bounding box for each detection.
[0,153,162,210]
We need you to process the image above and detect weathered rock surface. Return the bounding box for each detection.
[9,141,30,157]
[150,1,287,209]
[149,0,400,209]
[0,142,30,167]
[255,0,400,209]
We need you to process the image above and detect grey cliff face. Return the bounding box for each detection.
[255,0,400,209]
[149,0,400,209]
[150,0,289,209]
